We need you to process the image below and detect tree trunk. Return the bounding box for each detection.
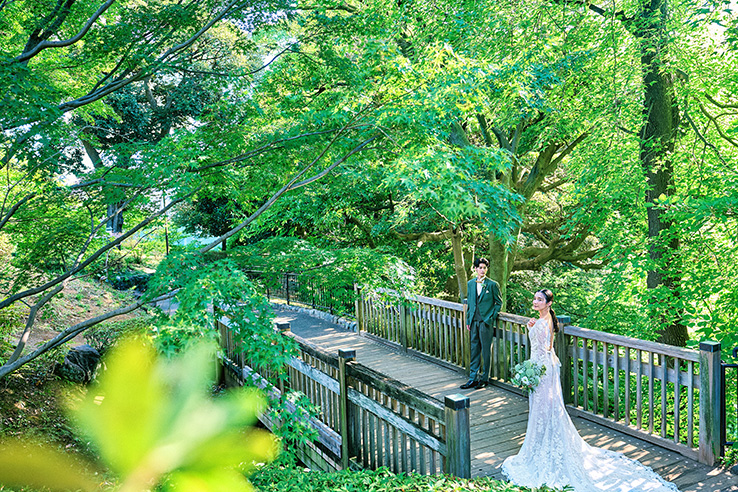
[451,229,468,300]
[635,0,688,346]
[107,201,124,233]
[488,235,511,311]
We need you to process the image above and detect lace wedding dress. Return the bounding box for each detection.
[501,317,680,492]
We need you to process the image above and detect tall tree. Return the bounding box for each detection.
[0,0,384,377]
[556,0,686,344]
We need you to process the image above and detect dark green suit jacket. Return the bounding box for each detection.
[466,277,502,326]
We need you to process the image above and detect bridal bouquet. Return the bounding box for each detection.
[511,360,547,393]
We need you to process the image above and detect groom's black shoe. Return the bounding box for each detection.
[476,381,488,388]
[460,380,478,389]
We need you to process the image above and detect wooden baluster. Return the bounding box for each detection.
[557,329,572,404]
[593,340,599,415]
[391,398,399,472]
[613,344,620,422]
[674,357,681,443]
[625,347,631,426]
[636,349,643,430]
[409,407,417,472]
[419,413,427,475]
[383,395,391,468]
[661,353,668,438]
[603,342,610,418]
[501,318,508,379]
[687,360,694,448]
[428,418,434,475]
[649,352,655,435]
[583,339,590,412]
[573,337,580,408]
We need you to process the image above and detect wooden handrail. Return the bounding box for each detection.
[563,324,700,362]
[246,276,722,467]
[354,286,719,466]
[215,311,470,476]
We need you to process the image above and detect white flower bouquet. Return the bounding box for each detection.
[510,360,547,393]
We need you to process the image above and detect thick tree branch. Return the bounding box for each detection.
[704,93,738,109]
[514,243,605,271]
[344,214,376,248]
[191,127,370,172]
[0,193,36,232]
[520,132,588,199]
[0,291,177,379]
[290,136,377,189]
[69,179,145,190]
[15,0,116,63]
[6,0,252,132]
[698,102,738,148]
[475,114,495,147]
[6,284,65,364]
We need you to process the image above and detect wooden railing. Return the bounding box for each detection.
[357,289,468,371]
[245,270,356,318]
[356,288,722,466]
[216,313,471,476]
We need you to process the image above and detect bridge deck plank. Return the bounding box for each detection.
[274,306,738,491]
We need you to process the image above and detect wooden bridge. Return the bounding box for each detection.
[217,286,738,492]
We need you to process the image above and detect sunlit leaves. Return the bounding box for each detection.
[0,440,99,491]
[76,338,276,491]
[0,338,277,491]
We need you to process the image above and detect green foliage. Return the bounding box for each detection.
[228,237,417,296]
[85,316,156,355]
[147,253,294,379]
[266,391,320,466]
[176,195,243,244]
[0,303,26,356]
[250,464,569,491]
[0,338,277,491]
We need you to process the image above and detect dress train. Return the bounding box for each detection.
[501,318,679,492]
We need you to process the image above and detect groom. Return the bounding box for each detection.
[460,257,502,389]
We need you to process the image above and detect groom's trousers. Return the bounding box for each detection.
[469,318,492,382]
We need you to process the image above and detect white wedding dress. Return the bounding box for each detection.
[501,317,679,492]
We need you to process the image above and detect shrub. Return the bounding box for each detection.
[250,464,568,491]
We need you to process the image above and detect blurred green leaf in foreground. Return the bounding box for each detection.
[0,337,277,491]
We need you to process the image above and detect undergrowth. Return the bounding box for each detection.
[250,464,567,491]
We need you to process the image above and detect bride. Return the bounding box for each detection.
[501,289,679,492]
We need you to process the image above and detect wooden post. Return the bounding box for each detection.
[462,299,470,376]
[276,322,290,396]
[285,273,290,305]
[354,284,363,332]
[699,341,721,465]
[399,302,410,352]
[444,394,470,478]
[556,316,572,404]
[338,349,357,469]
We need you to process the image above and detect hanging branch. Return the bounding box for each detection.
[0,291,177,379]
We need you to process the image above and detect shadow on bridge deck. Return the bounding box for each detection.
[274,305,738,492]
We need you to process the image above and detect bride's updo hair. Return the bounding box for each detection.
[538,289,559,334]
